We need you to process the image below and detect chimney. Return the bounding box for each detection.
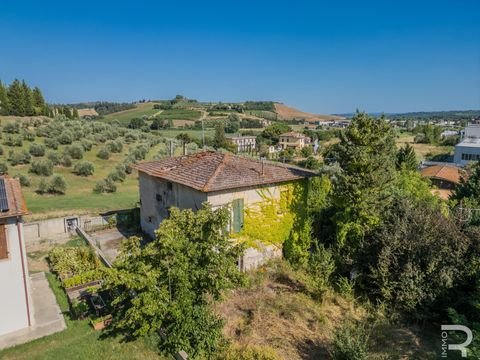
[261,157,266,176]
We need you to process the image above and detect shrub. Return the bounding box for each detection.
[3,135,23,147]
[22,130,35,141]
[81,140,93,151]
[29,143,46,157]
[30,159,54,176]
[64,145,84,160]
[57,132,73,145]
[0,145,3,156]
[61,155,73,167]
[0,162,8,175]
[73,161,95,176]
[106,140,123,153]
[107,167,126,182]
[308,244,335,296]
[330,320,370,360]
[3,122,20,134]
[8,150,31,166]
[93,178,117,193]
[47,151,61,165]
[96,148,110,160]
[45,138,59,149]
[14,174,30,187]
[37,178,48,194]
[48,175,67,194]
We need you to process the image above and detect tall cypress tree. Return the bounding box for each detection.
[22,80,35,116]
[7,79,26,116]
[73,108,79,119]
[32,86,45,110]
[0,80,9,115]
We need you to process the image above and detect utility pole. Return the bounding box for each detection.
[201,118,205,150]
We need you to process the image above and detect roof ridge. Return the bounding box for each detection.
[202,152,229,192]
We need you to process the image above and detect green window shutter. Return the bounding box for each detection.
[232,198,244,233]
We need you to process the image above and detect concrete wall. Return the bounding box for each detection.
[24,215,109,245]
[0,218,32,336]
[139,173,207,239]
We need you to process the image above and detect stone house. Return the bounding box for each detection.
[278,131,310,150]
[0,177,31,337]
[135,151,315,270]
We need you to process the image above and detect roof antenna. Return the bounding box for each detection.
[261,157,266,176]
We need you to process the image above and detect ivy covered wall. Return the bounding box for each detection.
[231,179,311,265]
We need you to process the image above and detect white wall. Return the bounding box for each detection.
[454,144,480,165]
[0,218,31,336]
[139,173,207,238]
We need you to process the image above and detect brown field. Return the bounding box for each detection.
[274,103,344,122]
[216,261,436,359]
[77,108,98,117]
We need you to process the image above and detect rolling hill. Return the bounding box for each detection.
[274,103,345,122]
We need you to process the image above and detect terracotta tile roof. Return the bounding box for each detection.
[279,132,305,138]
[0,176,28,218]
[420,165,461,184]
[134,151,316,192]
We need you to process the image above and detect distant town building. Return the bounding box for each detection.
[278,132,310,150]
[454,123,480,165]
[227,135,256,153]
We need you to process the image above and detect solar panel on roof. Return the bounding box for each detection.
[0,179,9,212]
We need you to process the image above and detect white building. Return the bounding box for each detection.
[454,123,480,165]
[227,135,256,153]
[134,151,315,270]
[0,177,31,337]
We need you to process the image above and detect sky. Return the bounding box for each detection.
[0,0,479,114]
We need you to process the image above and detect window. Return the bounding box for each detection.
[231,199,244,233]
[156,193,162,202]
[0,224,8,260]
[167,182,173,190]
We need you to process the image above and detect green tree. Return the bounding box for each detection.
[452,161,480,204]
[176,133,192,155]
[0,80,9,115]
[32,86,45,109]
[359,198,470,318]
[22,80,35,116]
[48,175,67,194]
[72,108,79,119]
[396,143,417,171]
[225,114,241,133]
[212,123,229,150]
[104,204,244,357]
[326,112,397,263]
[261,123,292,143]
[7,79,26,116]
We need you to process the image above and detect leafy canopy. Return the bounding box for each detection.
[105,204,244,357]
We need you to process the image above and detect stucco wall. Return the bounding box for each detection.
[207,184,282,209]
[139,173,207,238]
[0,218,32,336]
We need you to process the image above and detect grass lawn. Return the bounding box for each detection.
[0,273,166,360]
[157,109,201,121]
[157,129,215,140]
[395,135,454,160]
[102,103,160,125]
